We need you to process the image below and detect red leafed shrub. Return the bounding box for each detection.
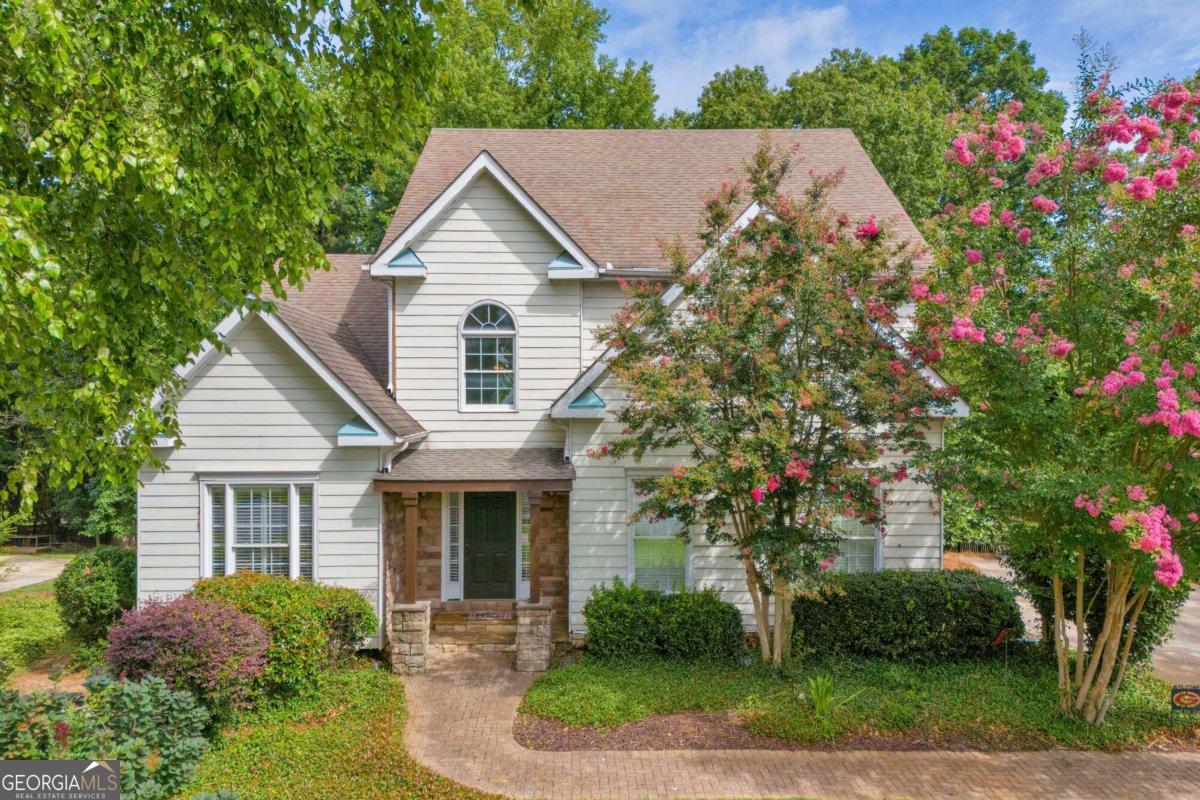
[105,595,267,718]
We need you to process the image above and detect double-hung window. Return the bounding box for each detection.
[202,478,316,579]
[627,477,688,593]
[831,515,881,573]
[461,302,517,408]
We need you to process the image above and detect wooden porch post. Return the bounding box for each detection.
[527,491,543,604]
[403,492,419,604]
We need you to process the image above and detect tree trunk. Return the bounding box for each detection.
[743,557,771,663]
[1052,573,1071,712]
[1074,549,1086,690]
[771,572,792,666]
[1075,563,1133,723]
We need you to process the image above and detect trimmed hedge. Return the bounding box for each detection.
[583,578,744,661]
[792,569,1025,662]
[106,595,268,717]
[54,546,136,643]
[192,574,376,695]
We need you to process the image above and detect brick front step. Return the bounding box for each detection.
[429,641,517,655]
[432,612,518,635]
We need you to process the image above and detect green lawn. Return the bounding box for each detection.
[0,578,68,674]
[521,651,1200,751]
[180,665,501,800]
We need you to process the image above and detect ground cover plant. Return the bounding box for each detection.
[519,653,1199,751]
[0,579,67,674]
[180,665,501,800]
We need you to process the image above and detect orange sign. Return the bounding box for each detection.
[1172,686,1200,712]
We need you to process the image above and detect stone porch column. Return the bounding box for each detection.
[515,602,552,672]
[391,600,431,674]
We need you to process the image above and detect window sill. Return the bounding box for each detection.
[457,405,520,413]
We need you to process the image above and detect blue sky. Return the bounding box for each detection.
[598,0,1200,115]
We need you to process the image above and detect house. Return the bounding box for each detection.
[136,128,965,672]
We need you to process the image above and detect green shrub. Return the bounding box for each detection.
[1,676,208,800]
[54,546,136,643]
[658,589,745,661]
[792,569,1024,662]
[193,574,376,695]
[583,579,744,661]
[582,578,663,660]
[1006,545,1188,662]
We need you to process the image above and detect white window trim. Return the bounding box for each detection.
[199,475,319,580]
[625,473,692,591]
[834,517,883,573]
[457,300,520,413]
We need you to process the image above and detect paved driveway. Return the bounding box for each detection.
[0,554,70,592]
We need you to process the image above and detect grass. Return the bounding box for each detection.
[520,650,1200,751]
[179,665,502,800]
[0,578,68,673]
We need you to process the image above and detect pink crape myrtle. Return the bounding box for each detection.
[918,74,1200,725]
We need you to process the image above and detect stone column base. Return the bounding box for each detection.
[515,602,553,672]
[390,601,431,675]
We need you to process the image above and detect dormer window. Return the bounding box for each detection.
[460,302,517,409]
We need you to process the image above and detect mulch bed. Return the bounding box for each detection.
[513,711,956,752]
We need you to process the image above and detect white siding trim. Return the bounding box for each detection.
[370,151,598,278]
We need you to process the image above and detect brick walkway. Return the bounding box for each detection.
[401,653,1200,800]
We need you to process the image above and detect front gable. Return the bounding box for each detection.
[156,311,400,449]
[370,151,598,280]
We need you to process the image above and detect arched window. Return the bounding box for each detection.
[460,302,517,408]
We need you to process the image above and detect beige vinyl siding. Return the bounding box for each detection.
[393,173,581,449]
[137,317,381,623]
[581,280,624,364]
[565,371,945,633]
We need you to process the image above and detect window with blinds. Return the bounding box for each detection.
[628,478,687,593]
[204,481,315,580]
[520,492,532,584]
[446,492,461,598]
[832,516,880,573]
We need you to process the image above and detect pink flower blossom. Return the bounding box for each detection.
[1030,196,1058,214]
[1127,176,1156,200]
[1189,512,1200,523]
[1153,168,1178,190]
[969,202,992,227]
[948,135,974,165]
[750,487,764,504]
[949,317,985,344]
[766,475,781,494]
[1017,227,1032,245]
[1047,338,1075,358]
[968,284,987,303]
[854,216,880,240]
[1117,263,1135,279]
[910,282,930,300]
[999,209,1016,227]
[1155,551,1183,588]
[784,458,812,481]
[1101,160,1128,183]
[1110,515,1128,533]
[966,249,983,265]
[1127,485,1148,501]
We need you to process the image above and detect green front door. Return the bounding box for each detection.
[463,492,516,599]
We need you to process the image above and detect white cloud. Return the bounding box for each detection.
[604,2,851,114]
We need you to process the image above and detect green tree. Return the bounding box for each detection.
[322,0,658,251]
[1,0,439,508]
[598,143,941,665]
[900,26,1066,133]
[916,64,1200,723]
[777,50,953,219]
[694,65,777,129]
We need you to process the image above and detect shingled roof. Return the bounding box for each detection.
[263,255,422,438]
[379,128,927,269]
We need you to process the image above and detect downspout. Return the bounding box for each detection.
[382,431,430,473]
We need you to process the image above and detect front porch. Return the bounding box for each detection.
[375,447,574,671]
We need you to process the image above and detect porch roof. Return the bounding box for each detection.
[374,447,574,493]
